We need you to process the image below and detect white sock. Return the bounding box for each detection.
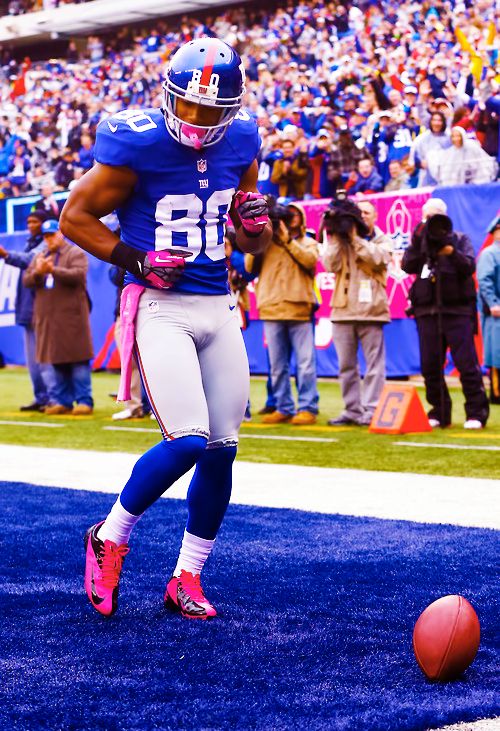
[97,498,143,545]
[173,530,215,577]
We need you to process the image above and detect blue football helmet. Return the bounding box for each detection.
[163,38,246,149]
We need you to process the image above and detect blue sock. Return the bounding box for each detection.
[120,436,207,515]
[186,446,237,540]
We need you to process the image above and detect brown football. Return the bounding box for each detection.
[413,595,480,681]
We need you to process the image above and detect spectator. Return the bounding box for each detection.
[476,96,500,161]
[8,142,31,196]
[384,159,411,192]
[66,40,79,64]
[407,112,451,187]
[429,126,498,186]
[257,131,282,197]
[67,167,85,191]
[87,35,104,62]
[477,216,500,405]
[370,109,418,184]
[327,128,365,191]
[308,128,337,198]
[270,138,309,200]
[34,182,62,219]
[0,135,15,177]
[0,0,499,201]
[322,199,392,426]
[402,203,489,429]
[54,148,76,190]
[23,219,94,416]
[247,202,319,425]
[451,106,479,137]
[427,59,450,100]
[29,165,56,195]
[346,157,384,195]
[0,210,52,411]
[76,132,95,171]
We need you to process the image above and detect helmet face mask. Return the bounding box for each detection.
[163,39,246,149]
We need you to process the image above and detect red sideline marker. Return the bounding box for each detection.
[369,384,432,434]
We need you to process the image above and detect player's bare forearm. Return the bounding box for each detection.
[235,220,272,254]
[60,163,136,262]
[232,159,271,253]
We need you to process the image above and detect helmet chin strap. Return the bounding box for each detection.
[180,123,204,150]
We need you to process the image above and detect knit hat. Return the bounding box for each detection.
[26,209,47,223]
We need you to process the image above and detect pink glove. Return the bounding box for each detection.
[234,190,269,237]
[142,250,191,289]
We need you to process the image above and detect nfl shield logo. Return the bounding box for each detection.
[197,159,207,173]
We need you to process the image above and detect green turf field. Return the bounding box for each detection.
[0,367,498,479]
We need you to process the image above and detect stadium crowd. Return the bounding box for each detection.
[1,0,88,14]
[1,0,499,428]
[0,0,499,200]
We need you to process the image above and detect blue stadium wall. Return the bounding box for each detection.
[0,184,498,376]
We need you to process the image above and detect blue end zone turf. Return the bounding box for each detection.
[0,482,498,731]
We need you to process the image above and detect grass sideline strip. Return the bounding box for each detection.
[1,369,499,479]
[103,426,339,443]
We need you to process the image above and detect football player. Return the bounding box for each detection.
[60,38,272,620]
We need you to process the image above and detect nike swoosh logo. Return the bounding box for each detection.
[153,255,178,264]
[91,571,106,605]
[229,305,236,311]
[107,122,118,133]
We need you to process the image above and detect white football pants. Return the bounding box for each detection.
[134,290,249,447]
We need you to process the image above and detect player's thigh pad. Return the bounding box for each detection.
[134,291,209,439]
[134,291,249,444]
[196,296,249,448]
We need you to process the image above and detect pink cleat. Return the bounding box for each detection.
[83,522,129,617]
[164,570,217,620]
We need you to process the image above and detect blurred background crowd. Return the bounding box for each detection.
[1,0,89,13]
[0,0,499,201]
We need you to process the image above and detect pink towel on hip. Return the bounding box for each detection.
[117,283,145,402]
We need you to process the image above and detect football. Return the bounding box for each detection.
[413,595,481,681]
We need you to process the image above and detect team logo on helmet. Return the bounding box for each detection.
[187,69,220,100]
[162,38,246,149]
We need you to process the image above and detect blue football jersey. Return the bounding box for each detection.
[94,107,261,294]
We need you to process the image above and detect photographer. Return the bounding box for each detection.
[246,201,319,425]
[322,199,392,426]
[402,203,489,429]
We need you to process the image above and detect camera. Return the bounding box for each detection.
[322,197,369,241]
[266,197,295,232]
[423,214,453,257]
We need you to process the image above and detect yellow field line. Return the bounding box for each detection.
[241,422,356,432]
[446,433,500,440]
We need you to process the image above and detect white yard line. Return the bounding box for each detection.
[395,442,500,452]
[0,444,498,530]
[0,420,65,428]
